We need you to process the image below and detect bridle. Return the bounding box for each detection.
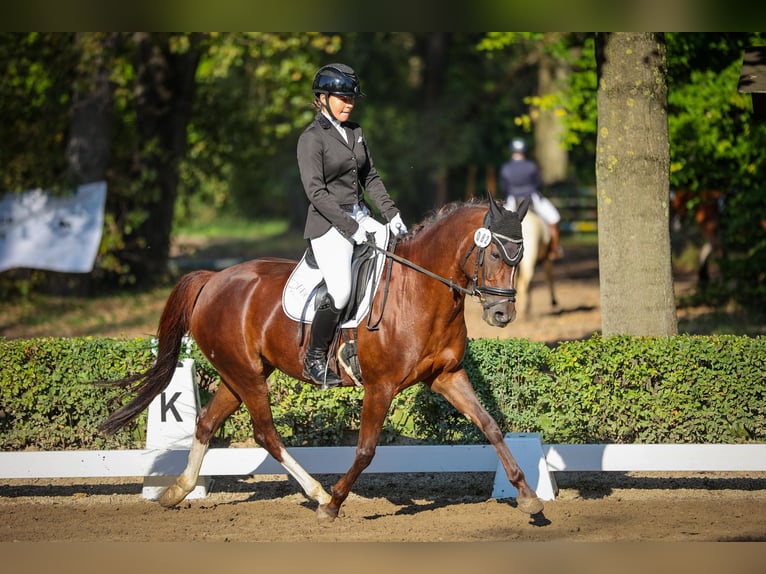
[366,210,523,322]
[459,211,523,309]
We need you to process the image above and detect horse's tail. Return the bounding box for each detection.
[96,269,213,435]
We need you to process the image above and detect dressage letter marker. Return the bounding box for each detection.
[160,392,183,422]
[142,358,210,499]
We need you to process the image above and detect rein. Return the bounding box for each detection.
[366,228,518,313]
[369,240,477,297]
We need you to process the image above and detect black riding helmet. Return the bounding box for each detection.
[312,63,365,100]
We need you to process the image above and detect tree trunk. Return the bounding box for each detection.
[66,33,117,185]
[595,33,677,336]
[535,43,569,186]
[421,32,448,209]
[130,33,200,283]
[47,33,118,295]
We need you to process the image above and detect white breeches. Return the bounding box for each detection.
[310,204,379,309]
[504,193,561,225]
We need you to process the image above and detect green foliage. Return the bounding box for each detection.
[539,334,765,443]
[175,343,416,447]
[3,334,764,451]
[0,337,155,450]
[0,33,76,192]
[3,32,766,309]
[183,32,341,223]
[720,188,766,306]
[268,373,364,446]
[408,338,552,443]
[665,34,766,308]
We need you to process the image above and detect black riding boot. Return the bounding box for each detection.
[303,295,344,387]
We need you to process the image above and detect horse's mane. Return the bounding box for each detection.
[405,197,486,239]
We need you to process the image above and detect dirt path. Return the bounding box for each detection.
[2,471,765,543]
[465,243,603,342]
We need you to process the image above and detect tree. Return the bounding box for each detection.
[125,33,201,282]
[477,32,575,185]
[0,33,75,192]
[666,33,766,306]
[65,33,118,185]
[595,33,677,336]
[52,33,119,295]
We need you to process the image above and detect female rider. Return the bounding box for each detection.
[297,63,407,386]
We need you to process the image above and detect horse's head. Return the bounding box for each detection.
[467,193,529,327]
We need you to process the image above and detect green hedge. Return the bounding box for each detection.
[1,334,763,450]
[0,337,155,449]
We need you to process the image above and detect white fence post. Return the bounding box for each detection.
[141,358,210,500]
[492,432,558,501]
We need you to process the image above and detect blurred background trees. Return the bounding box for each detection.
[1,32,764,310]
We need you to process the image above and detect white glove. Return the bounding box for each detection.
[388,213,407,236]
[351,225,367,245]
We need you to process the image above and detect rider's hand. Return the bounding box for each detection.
[388,213,407,236]
[351,225,367,245]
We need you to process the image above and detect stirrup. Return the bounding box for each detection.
[339,340,363,388]
[303,357,343,389]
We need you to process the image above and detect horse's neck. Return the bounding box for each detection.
[395,215,476,286]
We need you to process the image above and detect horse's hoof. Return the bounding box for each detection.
[159,485,187,508]
[317,492,332,505]
[517,496,544,515]
[316,503,339,522]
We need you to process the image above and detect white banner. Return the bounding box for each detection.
[0,181,107,273]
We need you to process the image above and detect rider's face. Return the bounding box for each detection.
[324,93,355,122]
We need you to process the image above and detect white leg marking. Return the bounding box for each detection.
[159,437,208,507]
[279,448,332,504]
[178,437,207,490]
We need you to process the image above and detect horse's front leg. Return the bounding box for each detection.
[431,369,544,515]
[317,386,394,521]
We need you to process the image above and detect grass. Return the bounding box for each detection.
[172,216,306,263]
[174,214,290,241]
[2,216,302,340]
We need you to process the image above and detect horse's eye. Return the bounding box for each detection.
[490,250,501,261]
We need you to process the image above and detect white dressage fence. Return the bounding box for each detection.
[2,360,764,501]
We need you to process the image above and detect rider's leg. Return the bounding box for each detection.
[305,228,353,386]
[303,293,344,386]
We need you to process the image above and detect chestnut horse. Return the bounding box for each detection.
[96,196,543,520]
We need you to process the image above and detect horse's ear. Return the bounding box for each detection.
[516,196,530,221]
[486,189,503,218]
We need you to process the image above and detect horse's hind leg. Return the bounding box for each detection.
[159,381,242,507]
[543,259,557,308]
[235,375,332,507]
[431,369,544,515]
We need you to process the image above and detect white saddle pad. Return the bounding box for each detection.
[282,219,389,328]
